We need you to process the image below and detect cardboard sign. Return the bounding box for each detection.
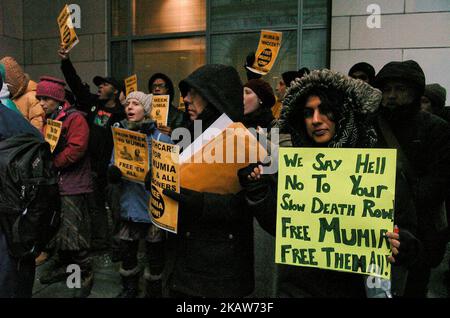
[151,95,170,127]
[149,139,180,233]
[275,148,397,279]
[124,74,138,96]
[112,127,149,183]
[57,4,79,52]
[247,30,282,76]
[179,113,268,194]
[44,119,63,153]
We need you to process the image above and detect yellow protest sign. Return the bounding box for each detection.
[151,95,170,127]
[112,127,149,183]
[275,148,397,279]
[178,95,185,112]
[57,5,79,52]
[44,119,63,153]
[124,74,138,96]
[149,139,180,233]
[247,30,282,76]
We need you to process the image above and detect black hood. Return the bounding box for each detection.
[179,64,243,123]
[148,72,175,102]
[374,60,425,96]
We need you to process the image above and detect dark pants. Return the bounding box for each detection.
[404,264,432,297]
[89,174,110,250]
[121,240,164,274]
[0,229,35,298]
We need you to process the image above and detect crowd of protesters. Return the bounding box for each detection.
[0,45,449,299]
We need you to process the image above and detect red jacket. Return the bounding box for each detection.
[42,102,93,195]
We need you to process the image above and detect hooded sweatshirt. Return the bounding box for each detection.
[166,65,272,297]
[0,57,45,130]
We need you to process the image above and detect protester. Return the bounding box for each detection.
[241,69,421,297]
[148,73,186,135]
[0,56,45,130]
[0,63,20,113]
[159,64,273,298]
[35,76,94,298]
[373,60,450,297]
[243,78,276,129]
[0,72,60,297]
[58,48,126,253]
[421,83,450,122]
[348,62,376,86]
[107,91,172,298]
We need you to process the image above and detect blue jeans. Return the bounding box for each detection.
[0,228,35,298]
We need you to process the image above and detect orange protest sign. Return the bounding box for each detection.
[44,119,62,153]
[151,95,170,127]
[57,5,79,52]
[247,30,283,76]
[149,139,180,233]
[124,74,138,96]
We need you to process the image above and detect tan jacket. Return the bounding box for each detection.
[13,80,44,130]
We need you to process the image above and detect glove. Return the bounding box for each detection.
[163,187,204,224]
[238,162,270,202]
[394,228,422,267]
[244,51,262,81]
[144,170,152,192]
[107,165,122,184]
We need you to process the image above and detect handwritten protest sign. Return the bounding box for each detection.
[149,139,180,233]
[112,127,149,183]
[246,30,282,76]
[44,119,62,153]
[275,148,397,279]
[151,95,170,127]
[124,74,138,96]
[57,4,79,52]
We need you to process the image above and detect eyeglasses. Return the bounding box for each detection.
[152,83,166,89]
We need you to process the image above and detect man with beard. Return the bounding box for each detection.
[374,60,450,297]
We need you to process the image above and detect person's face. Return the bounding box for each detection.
[151,78,169,95]
[183,89,207,121]
[350,71,370,84]
[125,98,145,122]
[421,95,433,113]
[304,95,336,145]
[39,97,60,116]
[97,82,116,101]
[276,79,286,101]
[381,80,416,110]
[243,87,261,115]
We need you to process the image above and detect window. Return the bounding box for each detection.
[133,0,206,35]
[133,37,206,100]
[109,0,330,90]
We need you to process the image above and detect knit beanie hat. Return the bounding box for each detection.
[282,71,300,87]
[126,91,153,114]
[244,79,276,108]
[36,76,66,102]
[424,83,447,110]
[348,62,375,83]
[374,60,426,96]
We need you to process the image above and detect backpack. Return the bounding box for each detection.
[0,133,61,258]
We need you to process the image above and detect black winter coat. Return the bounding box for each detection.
[165,64,272,297]
[60,59,126,178]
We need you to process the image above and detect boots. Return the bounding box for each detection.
[144,267,162,298]
[116,266,141,298]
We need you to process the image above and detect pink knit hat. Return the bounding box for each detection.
[36,76,66,102]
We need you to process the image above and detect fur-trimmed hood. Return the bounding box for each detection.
[277,69,382,148]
